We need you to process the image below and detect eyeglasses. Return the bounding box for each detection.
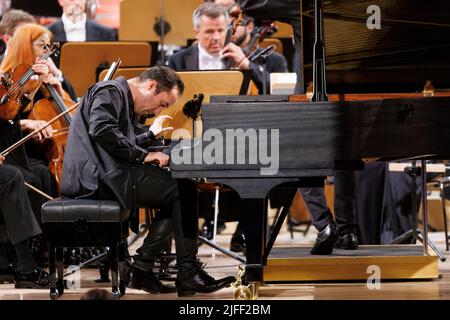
[32,42,51,50]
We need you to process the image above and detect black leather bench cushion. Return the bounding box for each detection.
[41,198,129,223]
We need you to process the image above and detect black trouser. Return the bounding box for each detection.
[132,165,198,274]
[356,162,418,244]
[0,165,42,245]
[333,170,357,235]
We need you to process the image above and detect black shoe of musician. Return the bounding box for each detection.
[310,224,338,255]
[176,265,236,297]
[14,267,49,289]
[334,233,359,250]
[0,264,15,284]
[128,266,176,294]
[230,231,246,255]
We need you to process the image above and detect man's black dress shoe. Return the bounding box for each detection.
[0,264,15,284]
[14,267,49,288]
[230,231,246,255]
[128,267,176,294]
[310,224,338,255]
[335,233,359,250]
[176,266,235,297]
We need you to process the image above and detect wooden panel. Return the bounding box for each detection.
[265,245,439,282]
[60,42,151,97]
[119,0,203,45]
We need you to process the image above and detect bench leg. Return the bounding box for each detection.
[48,244,57,300]
[56,247,64,296]
[118,241,126,295]
[108,245,119,296]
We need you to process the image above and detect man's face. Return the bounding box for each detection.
[231,22,253,47]
[194,15,228,55]
[58,0,86,16]
[134,80,179,117]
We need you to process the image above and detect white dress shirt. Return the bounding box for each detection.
[198,44,224,70]
[62,13,87,42]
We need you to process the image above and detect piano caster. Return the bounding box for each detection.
[231,265,260,300]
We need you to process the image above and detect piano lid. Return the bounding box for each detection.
[302,0,450,93]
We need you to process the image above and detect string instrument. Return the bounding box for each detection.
[29,83,76,191]
[222,4,245,69]
[242,22,278,57]
[0,43,60,120]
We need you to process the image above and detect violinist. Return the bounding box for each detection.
[0,24,63,224]
[0,10,77,100]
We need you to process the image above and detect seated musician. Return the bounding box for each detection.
[168,2,287,94]
[0,23,68,197]
[48,0,117,42]
[61,66,235,296]
[0,9,77,100]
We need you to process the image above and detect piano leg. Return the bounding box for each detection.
[233,197,266,300]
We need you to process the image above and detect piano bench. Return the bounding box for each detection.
[41,198,130,300]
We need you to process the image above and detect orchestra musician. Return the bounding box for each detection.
[60,66,235,296]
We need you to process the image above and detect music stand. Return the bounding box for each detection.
[59,42,151,97]
[119,0,203,46]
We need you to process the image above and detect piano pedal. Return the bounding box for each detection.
[231,265,259,300]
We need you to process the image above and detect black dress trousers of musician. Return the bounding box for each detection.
[0,165,42,247]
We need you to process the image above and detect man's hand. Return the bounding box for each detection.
[0,155,4,164]
[144,151,169,167]
[221,43,250,69]
[19,119,53,141]
[149,115,174,139]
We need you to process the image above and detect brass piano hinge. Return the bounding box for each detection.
[423,80,434,97]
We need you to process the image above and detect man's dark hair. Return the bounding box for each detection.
[139,66,184,95]
[0,9,35,36]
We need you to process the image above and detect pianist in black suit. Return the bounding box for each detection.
[48,0,116,42]
[61,66,235,296]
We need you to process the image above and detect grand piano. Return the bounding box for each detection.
[171,0,450,299]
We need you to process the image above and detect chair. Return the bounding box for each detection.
[41,198,130,299]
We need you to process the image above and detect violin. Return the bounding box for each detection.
[0,43,60,120]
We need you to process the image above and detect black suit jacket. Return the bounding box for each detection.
[61,77,152,208]
[168,44,288,94]
[48,18,117,42]
[168,45,199,70]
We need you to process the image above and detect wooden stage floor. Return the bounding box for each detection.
[1,223,450,300]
